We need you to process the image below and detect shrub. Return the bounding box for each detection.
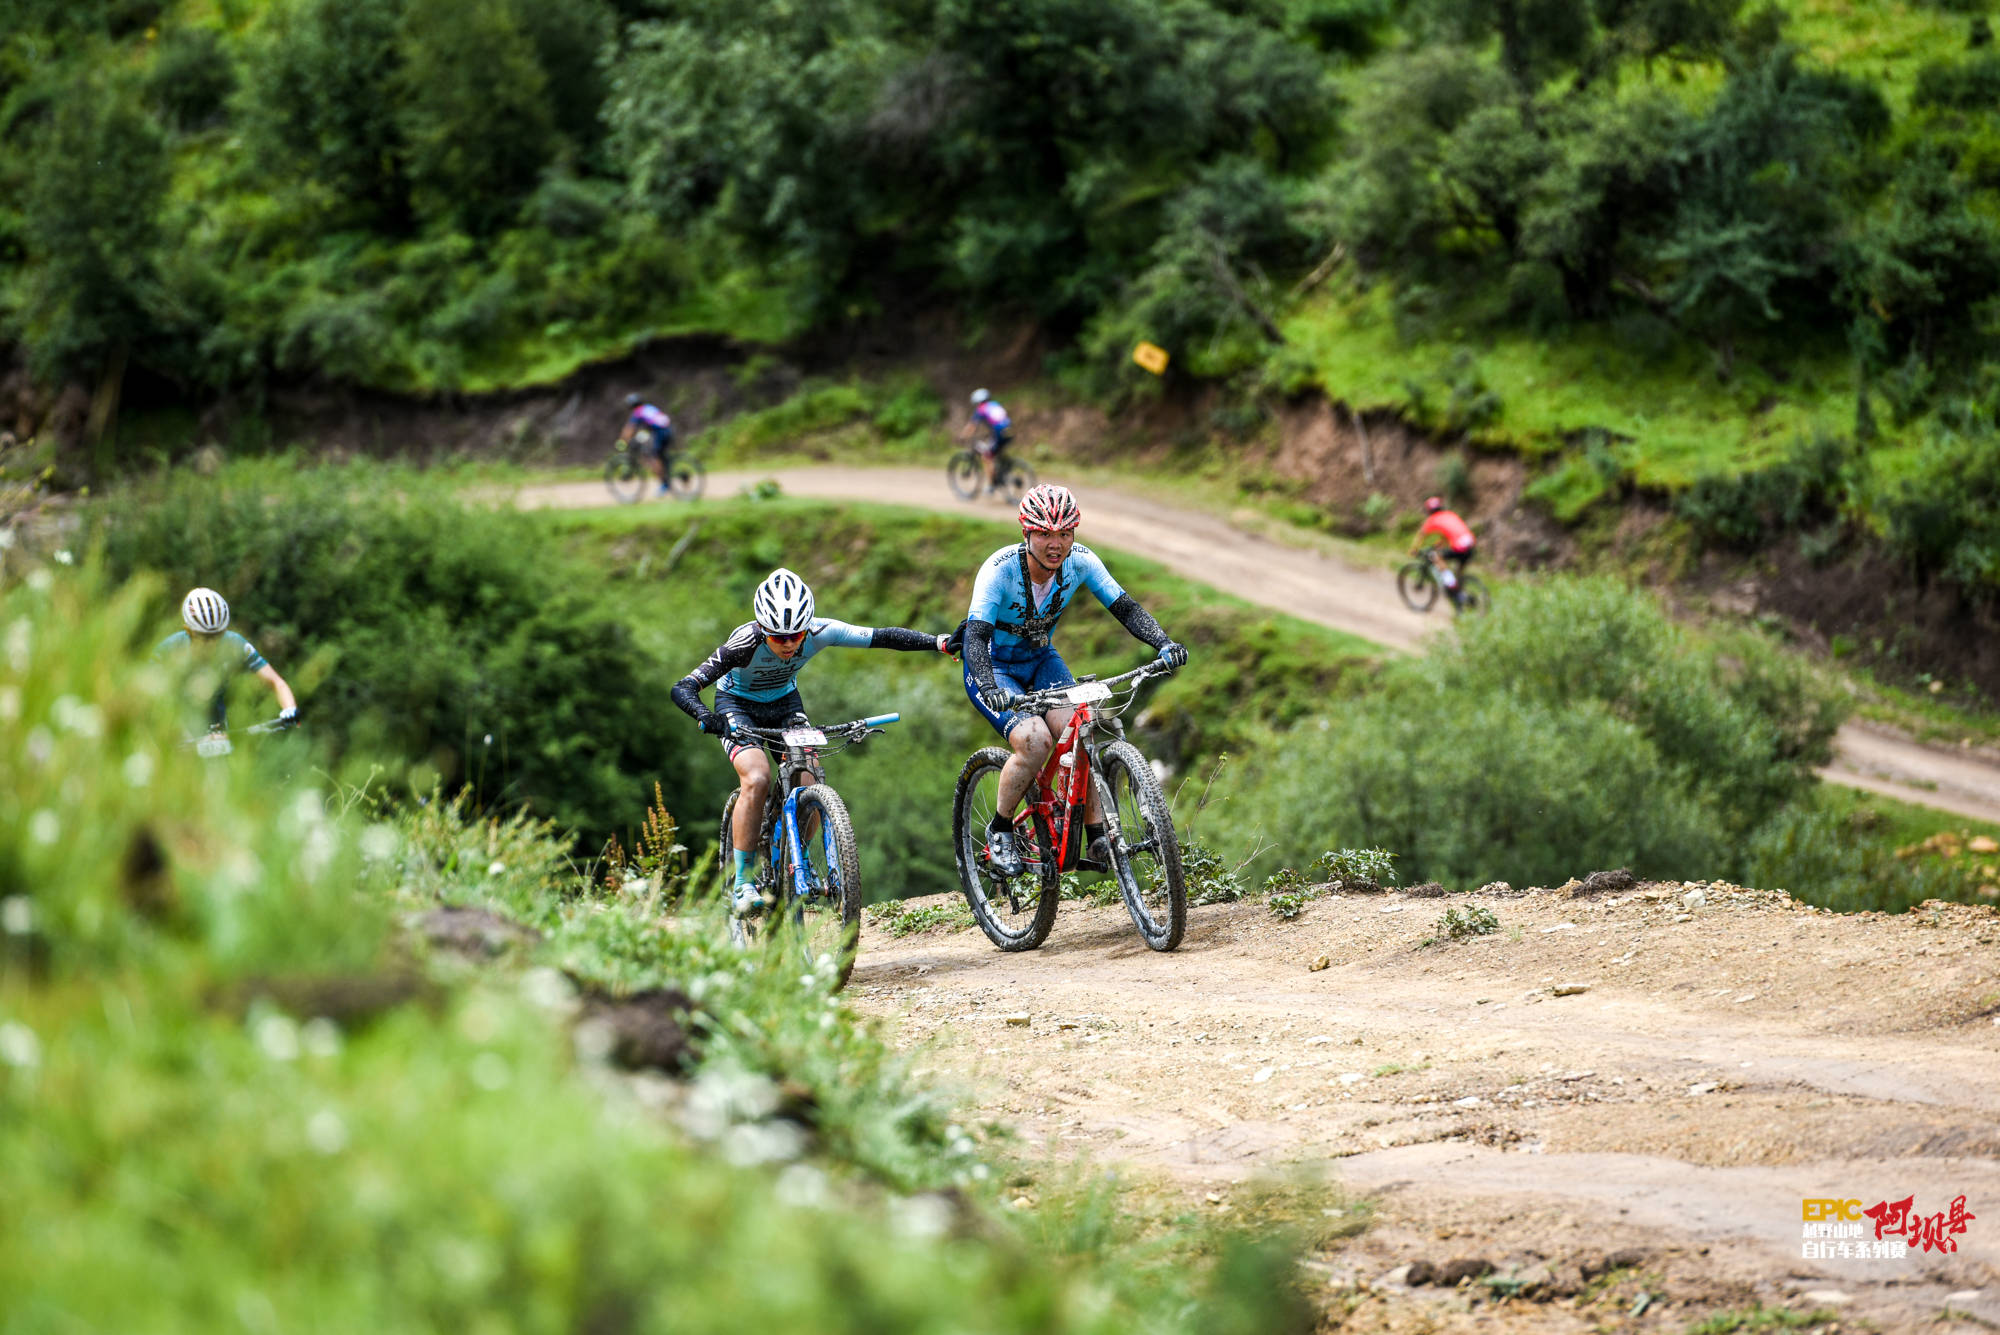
[1215,577,1844,887]
[1676,432,1860,551]
[1430,903,1498,942]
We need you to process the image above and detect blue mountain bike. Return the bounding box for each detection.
[717,712,898,989]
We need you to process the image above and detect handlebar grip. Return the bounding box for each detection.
[860,713,901,727]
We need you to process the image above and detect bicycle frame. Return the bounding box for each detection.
[1022,704,1096,871]
[737,714,896,900]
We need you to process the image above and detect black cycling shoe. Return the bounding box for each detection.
[987,826,1026,878]
[1077,834,1115,873]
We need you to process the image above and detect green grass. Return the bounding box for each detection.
[1782,0,1975,110]
[1281,282,1858,491]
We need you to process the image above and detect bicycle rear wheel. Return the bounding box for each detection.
[946,452,984,501]
[666,455,705,502]
[774,785,863,988]
[996,456,1036,504]
[605,449,647,504]
[952,747,1059,950]
[1396,561,1439,612]
[718,790,762,950]
[1455,574,1491,616]
[1098,741,1185,951]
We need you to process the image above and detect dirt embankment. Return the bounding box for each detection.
[849,883,2000,1333]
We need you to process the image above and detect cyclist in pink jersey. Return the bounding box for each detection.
[959,389,1015,494]
[1412,496,1477,608]
[619,392,678,495]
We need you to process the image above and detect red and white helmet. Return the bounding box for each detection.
[1018,484,1081,534]
[1423,496,1444,514]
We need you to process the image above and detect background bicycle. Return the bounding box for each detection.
[950,660,1185,953]
[1397,547,1489,616]
[605,431,705,504]
[946,446,1035,504]
[716,712,898,988]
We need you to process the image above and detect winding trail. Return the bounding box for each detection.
[515,465,2000,826]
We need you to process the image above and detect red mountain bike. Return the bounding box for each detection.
[950,660,1186,953]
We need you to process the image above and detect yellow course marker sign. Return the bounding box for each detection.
[1131,341,1169,375]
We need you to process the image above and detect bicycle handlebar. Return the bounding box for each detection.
[1003,659,1175,713]
[728,713,900,746]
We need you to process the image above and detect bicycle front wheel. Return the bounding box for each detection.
[666,455,705,502]
[1099,741,1186,952]
[997,457,1036,504]
[776,785,862,988]
[946,452,984,501]
[605,449,647,504]
[1396,561,1439,612]
[1455,574,1491,616]
[952,747,1059,950]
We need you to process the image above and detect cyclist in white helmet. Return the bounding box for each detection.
[959,388,1015,495]
[959,484,1187,877]
[153,587,299,735]
[671,568,954,917]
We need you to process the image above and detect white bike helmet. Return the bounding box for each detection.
[753,568,815,635]
[181,587,230,634]
[970,388,990,406]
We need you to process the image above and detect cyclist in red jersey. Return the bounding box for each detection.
[1412,496,1476,607]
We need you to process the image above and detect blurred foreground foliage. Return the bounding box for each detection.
[0,564,1322,1332]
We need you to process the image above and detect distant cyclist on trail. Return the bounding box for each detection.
[959,484,1187,877]
[959,389,1014,495]
[1412,496,1477,608]
[154,587,298,736]
[619,392,677,496]
[671,569,954,918]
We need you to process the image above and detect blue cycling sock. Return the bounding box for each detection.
[732,849,754,884]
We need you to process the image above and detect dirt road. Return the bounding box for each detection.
[849,885,2000,1331]
[515,466,2000,827]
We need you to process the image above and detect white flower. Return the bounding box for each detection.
[1,897,31,935]
[27,810,59,846]
[0,1021,41,1069]
[306,1109,348,1155]
[123,752,155,788]
[254,1012,300,1062]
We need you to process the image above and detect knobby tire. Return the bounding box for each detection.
[952,747,1059,950]
[1100,740,1186,951]
[1396,561,1439,613]
[780,785,863,989]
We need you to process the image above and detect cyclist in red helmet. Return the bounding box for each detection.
[1413,496,1477,608]
[958,483,1187,876]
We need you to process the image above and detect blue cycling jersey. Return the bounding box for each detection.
[681,618,877,703]
[966,542,1124,666]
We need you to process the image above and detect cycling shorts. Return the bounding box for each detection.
[715,689,811,765]
[964,651,1074,738]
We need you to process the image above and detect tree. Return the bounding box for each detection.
[238,0,410,226]
[14,76,168,384]
[396,0,559,230]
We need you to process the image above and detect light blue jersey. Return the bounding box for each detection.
[966,542,1124,666]
[685,618,876,703]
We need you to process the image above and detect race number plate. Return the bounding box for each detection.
[782,728,827,748]
[1066,682,1112,705]
[196,736,233,758]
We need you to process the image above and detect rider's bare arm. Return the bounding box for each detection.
[257,664,298,715]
